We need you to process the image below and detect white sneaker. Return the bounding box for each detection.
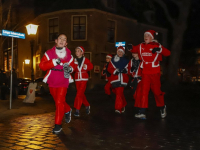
[135,113,146,119]
[121,107,125,113]
[160,105,167,118]
[115,110,121,114]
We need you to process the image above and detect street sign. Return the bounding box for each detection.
[0,29,25,39]
[115,41,126,47]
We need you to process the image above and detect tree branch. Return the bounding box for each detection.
[152,0,175,27]
[3,3,12,28]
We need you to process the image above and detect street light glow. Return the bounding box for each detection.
[25,59,30,64]
[26,24,38,35]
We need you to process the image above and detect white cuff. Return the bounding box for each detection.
[157,48,162,54]
[52,59,58,66]
[83,64,87,70]
[113,69,118,74]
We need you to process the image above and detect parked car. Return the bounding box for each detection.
[34,78,49,95]
[18,78,31,95]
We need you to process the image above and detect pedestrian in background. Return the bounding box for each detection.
[127,52,142,116]
[101,54,112,97]
[39,33,74,134]
[107,46,129,114]
[72,46,93,117]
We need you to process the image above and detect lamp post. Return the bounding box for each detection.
[25,24,38,82]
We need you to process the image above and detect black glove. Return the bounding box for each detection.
[152,47,161,54]
[121,69,127,74]
[56,58,61,65]
[137,76,142,81]
[131,66,136,72]
[127,44,133,51]
[114,69,120,75]
[129,78,138,90]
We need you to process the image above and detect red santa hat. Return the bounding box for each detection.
[144,30,158,39]
[76,46,85,53]
[117,46,125,53]
[106,54,112,58]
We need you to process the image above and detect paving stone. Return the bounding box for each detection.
[26,144,44,149]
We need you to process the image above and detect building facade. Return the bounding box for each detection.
[1,1,169,88]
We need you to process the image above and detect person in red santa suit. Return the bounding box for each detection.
[39,33,74,134]
[73,46,93,117]
[127,52,142,113]
[127,30,171,119]
[107,46,129,114]
[101,54,112,96]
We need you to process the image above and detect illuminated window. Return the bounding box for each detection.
[49,18,59,42]
[72,16,86,40]
[107,20,115,43]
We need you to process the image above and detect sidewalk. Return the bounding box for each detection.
[0,94,56,121]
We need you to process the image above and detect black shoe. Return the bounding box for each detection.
[74,111,80,117]
[52,124,62,134]
[65,109,72,123]
[86,106,90,115]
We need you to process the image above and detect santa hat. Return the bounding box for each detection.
[144,30,158,39]
[76,46,85,53]
[117,46,125,53]
[106,54,112,58]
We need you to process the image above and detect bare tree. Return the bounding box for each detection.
[152,0,191,84]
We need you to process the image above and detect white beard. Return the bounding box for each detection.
[56,47,66,58]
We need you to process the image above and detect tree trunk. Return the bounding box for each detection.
[168,27,185,84]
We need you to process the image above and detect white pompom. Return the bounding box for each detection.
[155,32,158,35]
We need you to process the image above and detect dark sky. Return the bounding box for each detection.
[183,0,200,49]
[33,0,200,49]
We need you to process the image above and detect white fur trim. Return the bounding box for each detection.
[43,70,51,83]
[56,47,66,58]
[76,47,84,52]
[117,49,125,53]
[144,32,154,39]
[83,64,87,70]
[52,59,58,66]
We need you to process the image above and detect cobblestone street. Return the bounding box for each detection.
[0,84,200,150]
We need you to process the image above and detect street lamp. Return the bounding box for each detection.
[26,24,38,81]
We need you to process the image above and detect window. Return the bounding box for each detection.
[107,0,115,9]
[49,18,59,42]
[107,20,115,43]
[73,16,86,40]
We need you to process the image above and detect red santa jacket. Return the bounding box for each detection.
[130,42,170,74]
[73,57,93,81]
[39,46,74,87]
[107,55,129,87]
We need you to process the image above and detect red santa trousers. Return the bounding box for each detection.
[140,73,165,108]
[104,81,112,95]
[49,87,71,125]
[133,81,142,107]
[74,81,90,110]
[112,87,127,111]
